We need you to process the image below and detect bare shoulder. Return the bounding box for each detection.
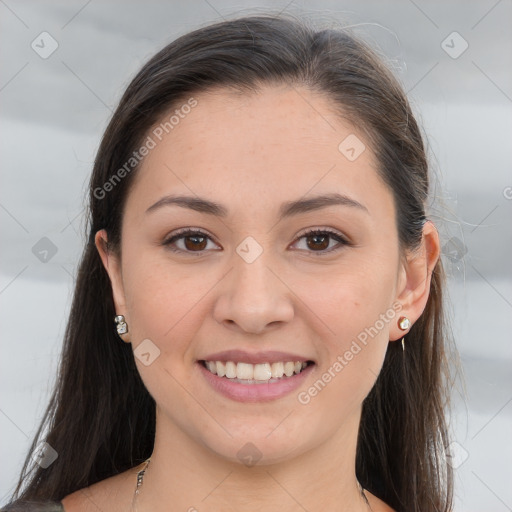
[61,464,143,512]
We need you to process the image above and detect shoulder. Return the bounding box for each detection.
[1,501,64,512]
[61,463,143,512]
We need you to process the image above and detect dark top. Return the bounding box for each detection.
[1,501,64,511]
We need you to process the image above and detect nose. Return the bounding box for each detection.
[213,251,295,335]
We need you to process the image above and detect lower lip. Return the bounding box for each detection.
[197,361,315,403]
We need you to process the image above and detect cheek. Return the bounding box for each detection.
[296,261,396,343]
[122,251,218,357]
[293,286,392,426]
[122,255,211,403]
[293,262,396,397]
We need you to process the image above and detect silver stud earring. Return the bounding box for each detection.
[114,315,128,335]
[398,316,410,331]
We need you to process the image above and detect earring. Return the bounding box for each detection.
[398,316,410,330]
[398,316,410,352]
[114,315,128,336]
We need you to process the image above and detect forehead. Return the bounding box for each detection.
[127,85,393,221]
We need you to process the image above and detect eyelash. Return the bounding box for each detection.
[162,227,350,256]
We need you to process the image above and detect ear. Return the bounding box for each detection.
[389,220,441,342]
[94,229,128,321]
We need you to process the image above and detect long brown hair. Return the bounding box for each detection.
[5,13,458,512]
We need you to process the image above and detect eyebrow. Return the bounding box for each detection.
[145,192,369,219]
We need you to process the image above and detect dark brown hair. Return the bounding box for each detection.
[5,13,458,512]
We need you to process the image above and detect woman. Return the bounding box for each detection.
[2,13,457,512]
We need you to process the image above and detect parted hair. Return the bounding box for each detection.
[5,13,457,512]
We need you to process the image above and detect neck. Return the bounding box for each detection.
[135,406,371,512]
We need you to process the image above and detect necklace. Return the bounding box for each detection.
[131,457,374,511]
[131,458,151,512]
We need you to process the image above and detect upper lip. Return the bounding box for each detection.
[200,349,314,365]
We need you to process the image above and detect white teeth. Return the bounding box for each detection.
[225,361,237,379]
[216,361,226,377]
[253,363,272,381]
[236,362,253,380]
[271,362,284,378]
[283,362,295,377]
[204,360,309,381]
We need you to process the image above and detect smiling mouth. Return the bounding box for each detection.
[199,360,314,384]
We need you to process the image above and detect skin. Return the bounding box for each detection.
[62,84,440,512]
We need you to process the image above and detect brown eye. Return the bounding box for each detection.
[293,229,349,254]
[163,229,218,255]
[306,232,330,251]
[182,233,207,251]
[163,228,349,256]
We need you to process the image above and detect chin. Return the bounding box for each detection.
[198,424,315,468]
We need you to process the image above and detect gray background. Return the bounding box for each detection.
[1,0,511,510]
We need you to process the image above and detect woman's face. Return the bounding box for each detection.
[98,85,428,465]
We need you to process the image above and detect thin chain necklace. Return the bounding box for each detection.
[131,457,374,511]
[131,458,151,511]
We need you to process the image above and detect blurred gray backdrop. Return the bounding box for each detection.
[1,0,511,510]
